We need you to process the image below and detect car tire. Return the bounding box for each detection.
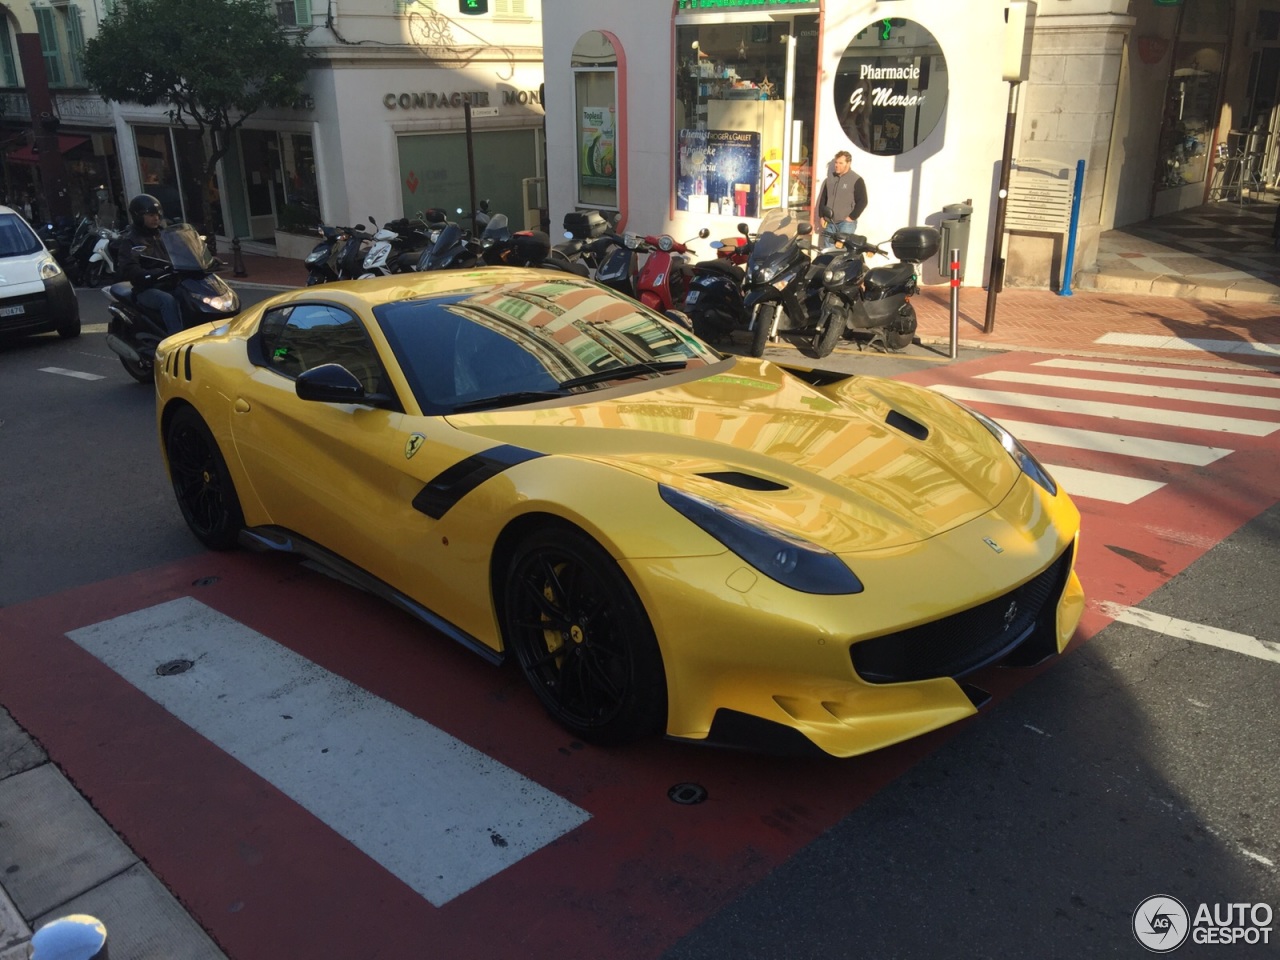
[748,303,775,358]
[502,525,667,745]
[164,405,245,551]
[55,312,81,340]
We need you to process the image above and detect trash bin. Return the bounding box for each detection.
[939,202,974,279]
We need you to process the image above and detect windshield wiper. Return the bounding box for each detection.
[449,390,566,413]
[556,360,688,390]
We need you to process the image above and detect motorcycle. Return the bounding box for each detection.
[634,228,709,313]
[64,216,100,286]
[334,222,371,281]
[86,224,121,287]
[304,223,362,285]
[802,224,941,358]
[683,221,756,343]
[103,223,240,383]
[739,208,835,358]
[360,215,435,278]
[550,209,616,274]
[416,212,480,272]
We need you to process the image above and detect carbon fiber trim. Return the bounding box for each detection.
[412,445,545,519]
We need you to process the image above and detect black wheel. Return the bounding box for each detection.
[164,405,245,550]
[502,526,667,745]
[748,303,775,358]
[886,303,918,351]
[119,355,153,383]
[799,303,844,359]
[85,261,104,288]
[55,313,81,340]
[305,272,325,286]
[691,310,732,343]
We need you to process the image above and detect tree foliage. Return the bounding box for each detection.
[83,0,312,234]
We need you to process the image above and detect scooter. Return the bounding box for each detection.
[86,224,120,287]
[802,224,941,357]
[416,213,480,272]
[634,228,709,313]
[304,224,359,285]
[683,222,756,343]
[739,208,835,358]
[103,223,240,383]
[359,215,435,278]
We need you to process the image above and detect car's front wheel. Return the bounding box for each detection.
[164,405,244,550]
[502,525,667,745]
[55,312,81,339]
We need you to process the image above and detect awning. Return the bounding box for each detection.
[5,134,90,165]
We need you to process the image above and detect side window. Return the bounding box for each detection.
[257,303,389,396]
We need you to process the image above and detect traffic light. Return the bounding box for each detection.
[459,0,488,14]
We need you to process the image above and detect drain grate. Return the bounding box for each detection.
[156,659,194,676]
[668,782,708,805]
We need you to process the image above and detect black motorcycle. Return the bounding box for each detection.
[683,222,756,343]
[304,223,361,285]
[416,216,479,272]
[803,225,940,357]
[738,208,835,358]
[104,223,240,383]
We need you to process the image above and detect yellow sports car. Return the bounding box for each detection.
[155,269,1084,758]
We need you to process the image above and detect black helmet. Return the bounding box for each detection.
[128,194,163,231]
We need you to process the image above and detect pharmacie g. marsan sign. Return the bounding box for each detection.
[833,18,948,157]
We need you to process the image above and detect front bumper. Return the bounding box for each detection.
[0,273,78,335]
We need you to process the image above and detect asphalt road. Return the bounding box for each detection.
[0,288,1275,959]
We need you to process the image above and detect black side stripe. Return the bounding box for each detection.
[413,445,545,519]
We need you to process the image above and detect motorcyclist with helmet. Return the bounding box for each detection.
[112,194,183,335]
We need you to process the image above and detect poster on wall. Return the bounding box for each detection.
[579,106,617,191]
[675,129,762,217]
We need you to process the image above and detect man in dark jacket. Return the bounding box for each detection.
[113,194,182,335]
[815,150,868,250]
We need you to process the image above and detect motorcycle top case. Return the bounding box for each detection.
[890,226,941,264]
[564,210,609,240]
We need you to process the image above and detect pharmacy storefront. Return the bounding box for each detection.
[542,0,1013,284]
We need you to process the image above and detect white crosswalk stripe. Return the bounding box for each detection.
[931,358,1280,504]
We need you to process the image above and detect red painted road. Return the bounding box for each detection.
[2,351,1277,960]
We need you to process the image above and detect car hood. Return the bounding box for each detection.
[445,358,1024,553]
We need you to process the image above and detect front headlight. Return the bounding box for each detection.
[659,485,864,595]
[754,260,783,285]
[304,249,327,265]
[40,257,62,279]
[958,404,1058,495]
[200,290,238,312]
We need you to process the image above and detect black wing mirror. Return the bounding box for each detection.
[821,206,834,220]
[296,363,391,407]
[797,222,814,235]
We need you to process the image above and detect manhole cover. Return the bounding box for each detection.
[156,659,194,676]
[668,782,707,805]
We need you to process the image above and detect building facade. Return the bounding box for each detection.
[539,0,1275,290]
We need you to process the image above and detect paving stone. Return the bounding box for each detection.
[0,711,45,780]
[0,886,30,960]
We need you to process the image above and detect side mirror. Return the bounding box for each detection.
[737,222,750,236]
[698,227,710,238]
[296,363,389,407]
[369,215,377,227]
[797,222,814,235]
[821,206,834,220]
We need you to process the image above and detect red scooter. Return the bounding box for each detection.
[633,228,709,313]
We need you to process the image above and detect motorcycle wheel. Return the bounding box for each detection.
[748,303,775,358]
[305,273,325,287]
[85,261,103,288]
[799,303,844,359]
[886,303,918,351]
[119,355,153,384]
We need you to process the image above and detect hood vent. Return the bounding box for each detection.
[886,409,928,441]
[698,471,788,492]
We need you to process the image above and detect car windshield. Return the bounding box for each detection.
[374,276,723,414]
[0,213,46,259]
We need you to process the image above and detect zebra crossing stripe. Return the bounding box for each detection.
[976,370,1280,412]
[930,384,1279,436]
[1037,464,1164,504]
[1033,358,1280,390]
[66,596,590,907]
[1099,602,1280,664]
[994,419,1231,466]
[1093,332,1280,358]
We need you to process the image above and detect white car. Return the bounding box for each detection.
[0,204,80,340]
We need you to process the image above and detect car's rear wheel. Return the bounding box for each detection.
[164,405,244,550]
[119,355,153,383]
[502,526,667,745]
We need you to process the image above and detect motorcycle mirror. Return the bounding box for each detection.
[737,222,749,236]
[797,222,814,235]
[369,215,377,226]
[821,206,834,220]
[697,227,710,238]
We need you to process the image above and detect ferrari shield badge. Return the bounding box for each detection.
[404,433,426,460]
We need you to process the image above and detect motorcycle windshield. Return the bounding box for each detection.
[748,208,805,268]
[422,224,463,268]
[481,214,511,244]
[159,224,216,272]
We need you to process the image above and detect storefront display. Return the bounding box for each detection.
[1155,0,1229,192]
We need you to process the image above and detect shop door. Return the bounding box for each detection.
[395,129,539,227]
[238,130,279,240]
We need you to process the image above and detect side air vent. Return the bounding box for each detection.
[886,409,928,441]
[697,471,788,492]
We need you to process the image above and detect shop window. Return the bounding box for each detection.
[1156,0,1229,191]
[572,31,619,210]
[674,16,818,219]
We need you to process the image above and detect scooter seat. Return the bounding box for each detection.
[109,281,134,300]
[866,261,915,291]
[695,258,745,284]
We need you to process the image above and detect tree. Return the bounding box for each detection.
[83,0,311,248]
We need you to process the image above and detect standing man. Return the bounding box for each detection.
[816,150,868,249]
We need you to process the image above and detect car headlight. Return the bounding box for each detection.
[40,257,62,279]
[659,484,864,595]
[957,403,1058,495]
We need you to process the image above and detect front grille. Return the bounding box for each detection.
[851,545,1073,684]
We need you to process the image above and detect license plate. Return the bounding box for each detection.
[0,304,24,317]
[684,290,700,304]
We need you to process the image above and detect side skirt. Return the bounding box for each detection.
[239,525,504,666]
